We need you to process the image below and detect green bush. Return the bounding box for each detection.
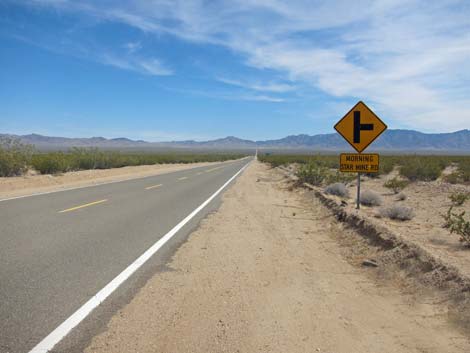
[0,137,33,177]
[459,159,470,183]
[31,153,69,174]
[325,170,356,185]
[442,206,470,246]
[30,150,246,175]
[296,163,329,186]
[449,192,469,206]
[399,157,443,181]
[383,177,409,194]
[444,171,462,184]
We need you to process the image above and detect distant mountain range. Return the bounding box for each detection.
[1,129,470,152]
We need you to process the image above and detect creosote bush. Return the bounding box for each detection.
[325,183,349,198]
[295,163,329,186]
[359,190,382,206]
[383,177,409,194]
[442,206,470,246]
[0,137,34,177]
[399,157,444,181]
[29,149,246,175]
[449,192,470,206]
[380,205,415,221]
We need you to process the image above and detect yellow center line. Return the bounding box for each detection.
[59,199,108,213]
[178,176,188,181]
[205,166,224,173]
[145,184,163,190]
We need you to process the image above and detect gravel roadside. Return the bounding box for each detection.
[85,161,470,353]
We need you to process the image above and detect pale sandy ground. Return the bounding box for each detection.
[0,162,220,199]
[339,170,470,279]
[85,161,469,353]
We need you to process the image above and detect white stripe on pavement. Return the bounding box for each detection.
[28,160,251,353]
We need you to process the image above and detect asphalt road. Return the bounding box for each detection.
[0,157,252,353]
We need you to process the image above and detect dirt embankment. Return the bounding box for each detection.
[0,162,220,200]
[86,161,469,353]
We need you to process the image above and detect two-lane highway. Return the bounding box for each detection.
[0,157,252,353]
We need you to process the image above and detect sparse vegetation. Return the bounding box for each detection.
[0,137,34,177]
[444,171,462,184]
[399,156,445,181]
[296,163,329,186]
[0,145,246,176]
[449,192,470,206]
[359,190,382,206]
[459,159,470,183]
[383,177,409,194]
[325,171,356,185]
[325,183,349,198]
[380,205,415,221]
[442,206,470,246]
[259,153,470,184]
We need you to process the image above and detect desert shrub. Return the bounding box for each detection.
[399,156,443,181]
[442,206,470,246]
[29,150,246,174]
[0,137,33,177]
[296,163,329,186]
[359,190,382,206]
[383,177,409,194]
[444,171,462,184]
[379,157,396,175]
[380,205,415,221]
[449,192,470,206]
[459,160,470,183]
[325,183,349,198]
[325,171,356,185]
[396,192,407,201]
[31,153,69,174]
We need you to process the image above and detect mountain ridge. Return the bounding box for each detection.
[1,129,470,151]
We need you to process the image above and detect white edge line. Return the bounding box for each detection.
[0,159,241,203]
[28,160,251,353]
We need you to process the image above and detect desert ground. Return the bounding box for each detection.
[83,161,470,353]
[340,169,470,279]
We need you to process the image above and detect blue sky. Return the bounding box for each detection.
[1,0,469,141]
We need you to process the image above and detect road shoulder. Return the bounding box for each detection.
[85,161,470,353]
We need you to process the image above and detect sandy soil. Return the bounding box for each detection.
[85,161,469,353]
[338,172,470,279]
[0,162,219,199]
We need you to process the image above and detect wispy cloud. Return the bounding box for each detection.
[14,0,470,131]
[100,54,172,76]
[123,41,142,53]
[216,77,294,93]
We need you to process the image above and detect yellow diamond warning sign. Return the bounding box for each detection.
[334,101,387,153]
[340,153,379,173]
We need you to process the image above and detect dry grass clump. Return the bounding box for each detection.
[396,192,407,201]
[380,205,415,221]
[325,183,349,198]
[359,190,382,206]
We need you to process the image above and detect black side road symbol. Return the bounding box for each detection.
[353,111,373,143]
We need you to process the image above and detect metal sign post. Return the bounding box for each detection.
[356,172,361,209]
